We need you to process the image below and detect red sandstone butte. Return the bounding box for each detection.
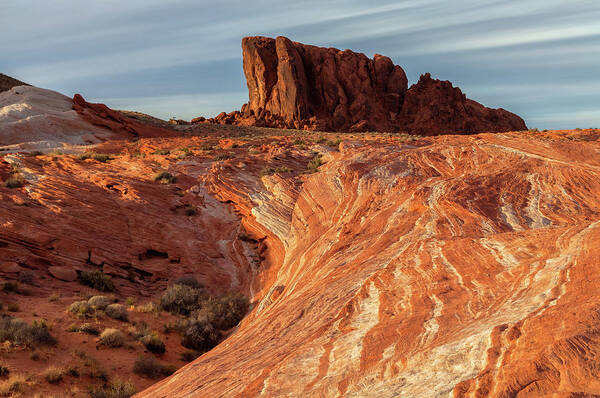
[195,36,527,134]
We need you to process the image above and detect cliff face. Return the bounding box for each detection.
[196,36,527,134]
[141,128,600,397]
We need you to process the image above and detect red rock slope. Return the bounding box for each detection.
[195,36,527,134]
[141,128,600,397]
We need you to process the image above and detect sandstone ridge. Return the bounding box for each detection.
[194,36,527,134]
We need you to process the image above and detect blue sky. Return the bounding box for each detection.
[2,0,599,129]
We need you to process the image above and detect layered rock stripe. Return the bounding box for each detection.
[140,129,600,397]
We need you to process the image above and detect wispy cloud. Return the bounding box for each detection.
[2,0,599,128]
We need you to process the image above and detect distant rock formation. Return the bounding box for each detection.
[194,36,526,134]
[0,73,30,93]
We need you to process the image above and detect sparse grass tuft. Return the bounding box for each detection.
[0,374,27,396]
[307,154,323,172]
[89,379,136,398]
[43,366,64,384]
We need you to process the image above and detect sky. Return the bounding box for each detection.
[2,0,599,129]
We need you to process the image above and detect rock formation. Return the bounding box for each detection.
[0,73,29,93]
[139,128,600,397]
[0,86,174,152]
[0,86,121,150]
[195,36,527,134]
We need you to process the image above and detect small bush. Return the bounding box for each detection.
[0,365,8,377]
[179,350,200,362]
[88,296,112,310]
[92,153,111,163]
[0,317,56,348]
[133,356,175,379]
[48,293,60,302]
[181,318,219,351]
[136,302,160,315]
[173,275,202,290]
[78,270,114,292]
[152,149,170,156]
[260,167,275,176]
[99,328,125,348]
[3,177,24,188]
[159,284,204,315]
[184,205,197,216]
[68,300,94,317]
[153,171,176,184]
[105,304,128,322]
[214,153,234,161]
[126,297,135,307]
[43,366,64,384]
[89,379,136,398]
[78,323,100,335]
[307,154,323,172]
[1,282,18,293]
[140,333,165,354]
[6,303,18,312]
[28,151,44,157]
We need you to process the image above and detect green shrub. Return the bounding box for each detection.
[159,284,204,315]
[92,153,111,163]
[99,328,125,348]
[152,149,170,156]
[88,295,112,310]
[0,317,56,348]
[140,333,165,354]
[68,300,94,317]
[153,171,176,184]
[89,379,136,398]
[78,270,114,292]
[133,356,175,379]
[307,154,323,172]
[105,304,128,322]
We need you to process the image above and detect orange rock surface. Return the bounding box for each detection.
[138,128,600,397]
[3,96,600,396]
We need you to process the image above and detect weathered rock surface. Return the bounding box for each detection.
[195,36,527,135]
[0,86,120,150]
[141,128,600,397]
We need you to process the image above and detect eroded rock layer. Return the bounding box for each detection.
[141,129,600,397]
[195,36,527,134]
